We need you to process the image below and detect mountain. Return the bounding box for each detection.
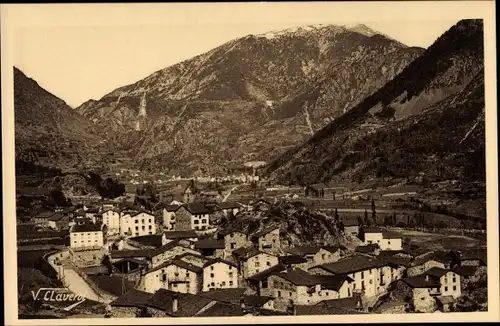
[266,19,485,187]
[14,67,110,172]
[76,24,423,175]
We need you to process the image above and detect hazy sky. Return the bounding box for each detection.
[7,3,463,108]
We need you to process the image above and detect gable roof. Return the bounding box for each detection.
[183,202,211,215]
[451,265,479,277]
[362,227,384,234]
[296,297,363,315]
[163,205,181,212]
[312,256,381,275]
[194,239,225,250]
[247,264,287,282]
[147,258,203,274]
[129,234,163,248]
[274,268,318,286]
[232,247,271,260]
[145,289,211,317]
[164,230,198,239]
[109,289,152,308]
[355,244,379,254]
[425,267,450,278]
[219,226,251,237]
[152,240,197,257]
[279,255,308,265]
[314,275,354,291]
[71,223,102,233]
[203,258,237,268]
[88,275,135,297]
[401,276,440,289]
[110,249,153,259]
[253,225,280,238]
[342,219,359,227]
[198,288,247,305]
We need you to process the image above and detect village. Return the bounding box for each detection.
[17,177,488,318]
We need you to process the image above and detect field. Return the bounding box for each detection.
[389,228,486,251]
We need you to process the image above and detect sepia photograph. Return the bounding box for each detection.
[1,2,498,324]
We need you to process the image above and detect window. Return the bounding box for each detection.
[453,276,456,283]
[267,262,271,266]
[142,226,145,231]
[194,220,199,225]
[149,231,153,235]
[322,254,326,260]
[289,292,292,297]
[230,233,234,238]
[230,243,236,249]
[229,272,233,278]
[261,280,268,288]
[142,219,145,224]
[149,225,152,229]
[162,274,167,281]
[135,226,139,230]
[210,273,214,278]
[135,219,138,223]
[149,219,151,223]
[202,219,207,224]
[174,272,179,277]
[256,269,259,273]
[210,266,214,271]
[229,281,233,286]
[186,272,190,277]
[278,291,281,298]
[173,284,177,288]
[229,266,233,270]
[211,282,215,286]
[255,262,260,267]
[445,286,448,292]
[453,286,457,291]
[221,281,226,286]
[326,292,329,296]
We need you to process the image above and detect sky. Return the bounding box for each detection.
[6,3,464,108]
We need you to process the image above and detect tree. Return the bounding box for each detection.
[364,209,369,225]
[334,209,339,223]
[371,198,377,224]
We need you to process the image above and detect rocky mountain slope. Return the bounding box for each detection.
[14,67,114,172]
[76,24,423,175]
[267,19,485,187]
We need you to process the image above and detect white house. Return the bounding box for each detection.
[362,227,403,251]
[120,211,156,237]
[102,209,121,235]
[70,223,104,249]
[425,267,462,298]
[141,258,203,295]
[309,255,384,298]
[202,258,239,292]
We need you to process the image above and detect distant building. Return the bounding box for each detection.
[304,184,327,198]
[287,246,345,270]
[361,227,403,251]
[407,251,454,277]
[252,225,281,254]
[342,219,360,237]
[174,203,211,231]
[202,258,239,292]
[393,276,441,313]
[424,267,462,299]
[219,228,253,257]
[232,248,279,279]
[102,209,121,235]
[216,202,242,217]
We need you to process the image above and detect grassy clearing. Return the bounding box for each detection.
[389,228,485,251]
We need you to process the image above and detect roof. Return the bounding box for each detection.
[412,251,452,266]
[314,275,354,291]
[147,258,203,274]
[425,267,450,278]
[145,289,212,317]
[164,230,198,239]
[219,227,250,237]
[342,219,359,227]
[248,264,287,282]
[152,240,187,256]
[296,297,363,315]
[279,255,308,265]
[253,225,280,238]
[217,202,241,210]
[312,256,381,275]
[198,288,247,305]
[194,239,225,250]
[195,301,246,317]
[110,249,152,259]
[48,213,67,222]
[243,295,273,308]
[70,223,102,233]
[183,202,211,215]
[203,258,237,268]
[113,257,149,266]
[88,275,135,297]
[401,276,441,289]
[452,265,478,277]
[163,205,181,212]
[436,295,455,305]
[274,268,318,286]
[129,234,163,248]
[382,231,403,239]
[355,244,379,254]
[386,255,413,268]
[130,211,155,218]
[459,249,487,263]
[34,211,57,219]
[232,247,268,260]
[109,289,152,308]
[362,227,384,234]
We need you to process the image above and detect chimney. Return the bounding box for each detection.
[172,293,178,313]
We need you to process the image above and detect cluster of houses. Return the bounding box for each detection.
[23,179,487,316]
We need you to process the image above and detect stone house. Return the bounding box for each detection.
[451,265,485,291]
[457,249,487,267]
[232,248,279,279]
[162,205,180,231]
[141,258,203,295]
[287,246,345,270]
[406,251,454,277]
[392,276,441,313]
[216,202,242,217]
[342,219,360,237]
[219,228,253,256]
[109,288,170,318]
[47,213,70,231]
[163,230,199,244]
[424,267,462,298]
[194,239,225,258]
[202,258,239,292]
[174,203,211,231]
[252,225,281,254]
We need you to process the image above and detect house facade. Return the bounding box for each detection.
[121,212,156,237]
[425,268,462,299]
[240,251,279,279]
[70,223,104,249]
[102,209,121,235]
[223,231,253,255]
[393,277,441,313]
[162,205,180,231]
[202,259,239,292]
[174,204,211,231]
[362,228,403,251]
[141,260,202,295]
[253,226,281,254]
